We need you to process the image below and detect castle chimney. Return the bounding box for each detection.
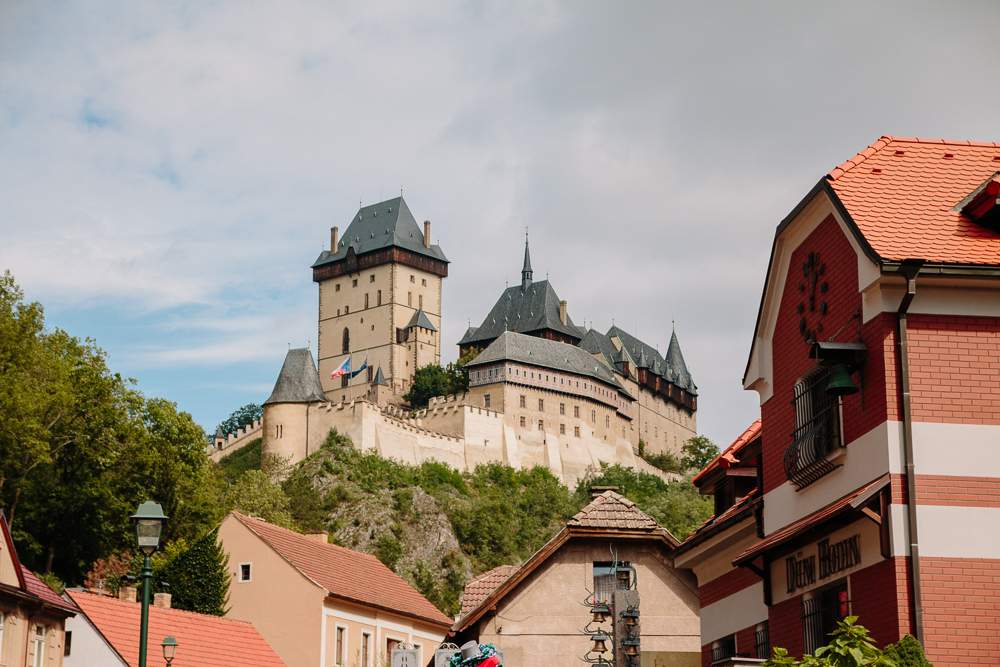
[119,586,137,603]
[153,593,172,609]
[331,226,339,251]
[559,300,567,325]
[424,221,431,248]
[305,531,328,544]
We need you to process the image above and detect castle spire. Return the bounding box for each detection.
[521,230,533,290]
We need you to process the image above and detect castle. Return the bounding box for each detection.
[212,197,698,485]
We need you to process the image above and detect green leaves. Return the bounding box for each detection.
[763,617,898,667]
[401,349,478,409]
[680,435,721,472]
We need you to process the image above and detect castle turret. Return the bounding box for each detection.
[262,348,329,466]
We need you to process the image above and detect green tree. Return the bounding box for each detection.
[764,617,896,666]
[226,470,295,529]
[374,534,403,571]
[444,348,479,395]
[214,403,262,441]
[282,468,331,532]
[156,528,231,616]
[402,364,454,409]
[217,438,262,484]
[680,435,720,472]
[883,635,933,667]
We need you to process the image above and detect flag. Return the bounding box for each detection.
[349,358,368,379]
[330,357,351,380]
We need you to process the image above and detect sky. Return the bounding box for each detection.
[3,1,1000,447]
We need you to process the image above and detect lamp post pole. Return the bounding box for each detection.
[139,552,153,667]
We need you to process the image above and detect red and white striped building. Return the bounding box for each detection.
[674,136,1000,667]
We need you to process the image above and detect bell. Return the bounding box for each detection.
[591,605,609,623]
[624,643,640,656]
[623,614,638,627]
[591,635,610,653]
[616,570,630,588]
[826,363,859,396]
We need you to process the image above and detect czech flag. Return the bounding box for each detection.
[349,359,368,378]
[330,357,351,380]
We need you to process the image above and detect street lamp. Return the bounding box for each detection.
[131,501,168,667]
[161,636,179,666]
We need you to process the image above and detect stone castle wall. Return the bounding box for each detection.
[210,419,264,462]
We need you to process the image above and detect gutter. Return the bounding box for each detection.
[894,259,925,643]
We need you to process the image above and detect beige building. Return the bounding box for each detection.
[0,512,78,667]
[218,512,453,667]
[452,490,701,667]
[312,197,447,402]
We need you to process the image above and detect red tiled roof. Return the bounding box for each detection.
[827,136,1000,265]
[567,491,660,530]
[233,513,452,628]
[66,590,286,667]
[21,566,78,614]
[692,419,762,487]
[460,565,518,617]
[732,474,889,567]
[676,488,757,553]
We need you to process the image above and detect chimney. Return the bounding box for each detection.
[588,485,619,499]
[559,300,568,325]
[119,586,137,603]
[331,226,339,251]
[153,593,172,609]
[423,221,431,248]
[305,531,328,544]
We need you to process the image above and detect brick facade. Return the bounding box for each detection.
[768,596,804,658]
[699,567,762,608]
[921,557,1000,665]
[848,557,912,648]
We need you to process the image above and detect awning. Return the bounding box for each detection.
[733,474,890,567]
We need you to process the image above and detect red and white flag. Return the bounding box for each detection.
[330,357,351,380]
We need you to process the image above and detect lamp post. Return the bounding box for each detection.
[131,501,168,667]
[161,636,179,667]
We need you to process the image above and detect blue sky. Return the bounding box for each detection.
[3,1,1000,445]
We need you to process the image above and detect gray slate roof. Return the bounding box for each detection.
[466,331,632,399]
[405,309,437,332]
[580,328,623,371]
[264,349,330,405]
[371,365,388,387]
[458,280,582,347]
[606,326,697,394]
[311,197,448,269]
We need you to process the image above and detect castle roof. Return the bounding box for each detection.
[466,331,631,398]
[264,349,329,405]
[311,197,448,269]
[371,365,388,387]
[580,328,622,370]
[458,280,583,348]
[404,308,437,331]
[607,326,696,394]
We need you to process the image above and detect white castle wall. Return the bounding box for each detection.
[254,393,680,487]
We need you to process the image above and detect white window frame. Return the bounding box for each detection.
[335,625,348,666]
[238,562,252,583]
[0,611,5,660]
[385,635,405,663]
[361,631,372,667]
[33,625,45,667]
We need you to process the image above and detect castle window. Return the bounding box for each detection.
[574,406,580,418]
[520,416,525,427]
[422,278,427,286]
[365,293,369,308]
[520,395,526,408]
[341,375,349,387]
[560,423,565,435]
[408,292,412,306]
[377,290,382,305]
[410,275,415,283]
[352,279,358,287]
[337,309,341,316]
[345,305,349,314]
[343,328,350,354]
[335,283,341,292]
[606,415,610,428]
[275,425,282,438]
[559,403,565,415]
[574,426,580,437]
[419,295,423,309]
[592,409,596,422]
[538,420,543,431]
[484,395,491,408]
[367,366,373,382]
[538,399,544,411]
[370,274,375,282]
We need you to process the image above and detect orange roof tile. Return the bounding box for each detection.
[827,136,1000,265]
[65,590,286,667]
[692,419,762,487]
[232,513,452,628]
[567,491,660,531]
[459,565,518,618]
[21,566,79,614]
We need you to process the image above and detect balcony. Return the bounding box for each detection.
[785,368,843,490]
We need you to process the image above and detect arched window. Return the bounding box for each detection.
[342,327,350,354]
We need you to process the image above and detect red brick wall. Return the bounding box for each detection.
[906,315,1000,425]
[849,557,912,647]
[768,595,804,657]
[921,557,1000,666]
[761,215,892,493]
[891,473,1000,507]
[736,624,758,657]
[699,566,762,608]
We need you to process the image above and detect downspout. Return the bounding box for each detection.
[896,258,925,642]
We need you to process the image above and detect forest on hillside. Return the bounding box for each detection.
[0,270,716,618]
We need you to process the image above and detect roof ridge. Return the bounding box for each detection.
[828,135,1000,181]
[233,512,381,562]
[67,589,257,625]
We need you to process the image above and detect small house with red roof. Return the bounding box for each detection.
[218,512,453,667]
[62,589,285,667]
[678,136,1000,667]
[452,490,701,667]
[0,511,78,667]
